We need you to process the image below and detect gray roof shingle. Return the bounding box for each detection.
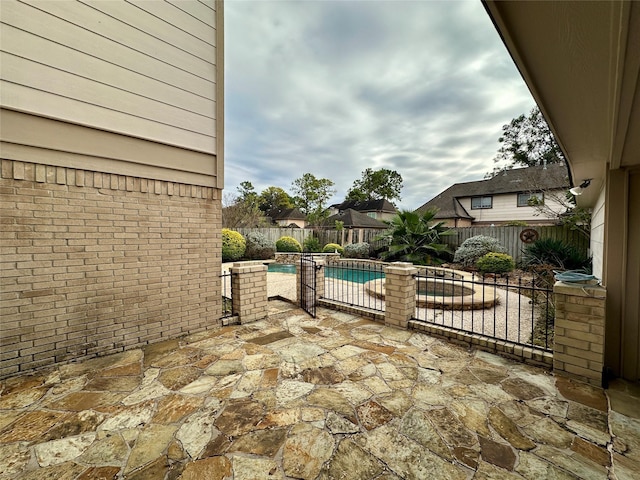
[415,164,569,219]
[330,198,396,213]
[326,209,388,228]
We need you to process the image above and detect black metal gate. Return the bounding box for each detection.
[300,254,317,317]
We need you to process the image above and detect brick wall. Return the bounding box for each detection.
[230,262,268,324]
[553,282,606,386]
[0,160,222,378]
[383,263,417,329]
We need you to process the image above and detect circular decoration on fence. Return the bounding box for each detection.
[519,228,539,243]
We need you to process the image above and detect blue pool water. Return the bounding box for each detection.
[267,264,385,284]
[268,263,297,274]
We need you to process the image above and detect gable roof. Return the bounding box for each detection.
[330,198,396,213]
[326,208,388,229]
[267,207,306,221]
[415,164,569,219]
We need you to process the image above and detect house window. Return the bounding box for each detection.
[471,196,492,209]
[517,192,543,207]
[367,212,377,219]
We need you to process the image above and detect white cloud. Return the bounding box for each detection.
[224,0,536,210]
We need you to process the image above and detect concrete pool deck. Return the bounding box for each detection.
[1,299,638,479]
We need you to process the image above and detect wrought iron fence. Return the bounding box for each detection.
[220,271,233,318]
[300,254,318,318]
[411,272,554,351]
[323,260,386,312]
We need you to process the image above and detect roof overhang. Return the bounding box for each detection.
[483,1,640,207]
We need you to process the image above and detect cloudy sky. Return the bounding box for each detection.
[224,0,536,211]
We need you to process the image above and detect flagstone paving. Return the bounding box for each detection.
[1,300,639,479]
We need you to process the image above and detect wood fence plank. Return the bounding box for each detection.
[233,225,588,261]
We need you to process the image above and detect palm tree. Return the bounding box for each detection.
[377,209,453,265]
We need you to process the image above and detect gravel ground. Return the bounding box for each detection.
[321,277,543,345]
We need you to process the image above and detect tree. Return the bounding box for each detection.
[376,209,453,265]
[490,108,590,238]
[258,186,294,213]
[346,168,403,202]
[291,173,336,223]
[490,106,565,177]
[237,181,258,207]
[528,191,591,239]
[221,182,267,228]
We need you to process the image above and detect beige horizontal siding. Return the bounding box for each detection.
[1,0,217,154]
[2,2,214,99]
[21,0,215,78]
[1,52,214,136]
[1,81,216,154]
[130,0,216,46]
[460,193,566,223]
[1,109,218,187]
[1,25,214,118]
[171,0,217,27]
[590,186,606,279]
[83,0,216,59]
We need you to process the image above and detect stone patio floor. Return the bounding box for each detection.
[1,300,639,480]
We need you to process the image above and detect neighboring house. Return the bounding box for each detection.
[484,1,640,381]
[326,208,388,229]
[325,208,387,247]
[415,164,569,227]
[328,198,397,222]
[0,1,224,377]
[267,207,307,228]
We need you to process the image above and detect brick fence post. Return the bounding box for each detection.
[231,262,268,324]
[384,262,417,329]
[553,281,606,386]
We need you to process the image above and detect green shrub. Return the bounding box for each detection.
[522,238,591,271]
[244,232,275,260]
[376,209,453,265]
[222,228,246,262]
[453,235,506,267]
[303,236,322,253]
[476,252,515,275]
[276,236,302,253]
[323,243,344,255]
[344,242,370,259]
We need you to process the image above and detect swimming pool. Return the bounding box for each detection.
[267,263,297,274]
[267,263,385,284]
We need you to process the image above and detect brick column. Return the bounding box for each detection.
[296,259,325,307]
[230,262,268,324]
[553,281,606,386]
[384,262,417,329]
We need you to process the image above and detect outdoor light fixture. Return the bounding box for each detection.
[570,179,592,196]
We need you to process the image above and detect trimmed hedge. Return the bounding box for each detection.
[276,236,302,253]
[222,229,246,262]
[476,252,515,275]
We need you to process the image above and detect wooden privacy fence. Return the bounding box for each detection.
[235,227,387,251]
[441,225,589,262]
[235,225,589,261]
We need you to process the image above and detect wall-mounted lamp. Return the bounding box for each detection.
[570,179,592,196]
